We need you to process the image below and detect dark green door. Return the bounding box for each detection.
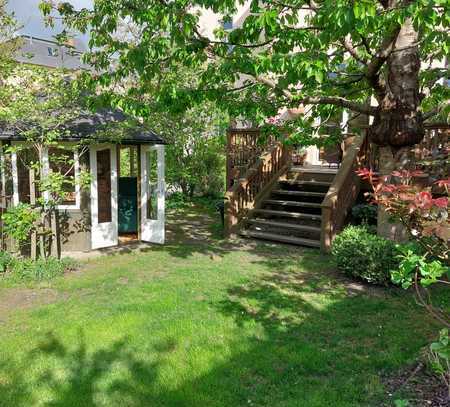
[118,177,138,233]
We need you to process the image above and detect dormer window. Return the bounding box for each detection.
[47,47,59,57]
[222,21,233,30]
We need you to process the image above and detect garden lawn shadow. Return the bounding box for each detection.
[0,206,448,406]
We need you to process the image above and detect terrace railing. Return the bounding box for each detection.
[359,124,449,173]
[226,128,276,189]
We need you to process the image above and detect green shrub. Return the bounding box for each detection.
[332,226,400,285]
[166,192,189,210]
[351,203,377,225]
[166,192,223,212]
[1,203,40,243]
[8,257,76,282]
[0,250,13,273]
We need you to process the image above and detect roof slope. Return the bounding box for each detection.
[0,109,166,145]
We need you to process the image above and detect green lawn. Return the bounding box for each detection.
[0,206,447,407]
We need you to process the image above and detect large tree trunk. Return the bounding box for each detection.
[368,13,424,240]
[369,17,423,148]
[377,146,409,241]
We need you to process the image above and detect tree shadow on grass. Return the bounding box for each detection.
[93,203,323,261]
[0,332,166,407]
[165,263,442,406]
[1,247,444,406]
[0,359,32,407]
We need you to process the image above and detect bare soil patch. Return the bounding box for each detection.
[382,362,449,407]
[0,288,60,322]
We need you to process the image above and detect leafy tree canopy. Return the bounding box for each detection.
[42,0,449,148]
[0,1,22,78]
[154,102,227,198]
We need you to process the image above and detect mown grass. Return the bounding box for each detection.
[0,207,447,407]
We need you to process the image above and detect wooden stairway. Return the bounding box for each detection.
[225,131,366,252]
[240,166,337,248]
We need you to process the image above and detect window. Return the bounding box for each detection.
[119,146,138,177]
[146,149,158,220]
[48,148,78,206]
[47,47,59,57]
[222,20,234,52]
[97,149,112,223]
[16,148,39,204]
[222,20,233,30]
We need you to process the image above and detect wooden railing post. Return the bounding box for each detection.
[226,130,233,190]
[320,134,367,252]
[224,138,290,237]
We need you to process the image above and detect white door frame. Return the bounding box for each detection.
[140,144,165,244]
[10,145,19,206]
[90,144,118,249]
[10,142,50,206]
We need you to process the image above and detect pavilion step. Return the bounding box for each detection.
[264,199,322,208]
[241,230,321,248]
[289,166,338,174]
[279,180,332,188]
[253,209,322,221]
[272,189,326,198]
[248,219,321,234]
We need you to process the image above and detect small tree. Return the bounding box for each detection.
[0,0,21,71]
[0,64,89,258]
[151,103,227,199]
[360,166,450,398]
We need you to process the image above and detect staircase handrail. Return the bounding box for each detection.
[224,140,290,235]
[320,133,367,252]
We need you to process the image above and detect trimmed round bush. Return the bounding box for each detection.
[332,226,399,285]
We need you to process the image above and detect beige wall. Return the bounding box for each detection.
[196,2,251,39]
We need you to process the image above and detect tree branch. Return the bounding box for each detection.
[255,75,295,99]
[200,82,256,93]
[268,0,317,11]
[341,36,368,65]
[193,27,274,49]
[254,75,376,115]
[366,27,400,76]
[297,96,377,116]
[359,34,374,56]
[423,105,446,121]
[365,26,401,97]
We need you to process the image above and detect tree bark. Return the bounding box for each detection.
[377,146,409,241]
[50,209,61,259]
[367,9,424,242]
[369,15,424,149]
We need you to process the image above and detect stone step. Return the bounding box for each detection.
[248,219,321,234]
[241,230,321,248]
[253,209,322,221]
[272,189,326,198]
[264,199,322,208]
